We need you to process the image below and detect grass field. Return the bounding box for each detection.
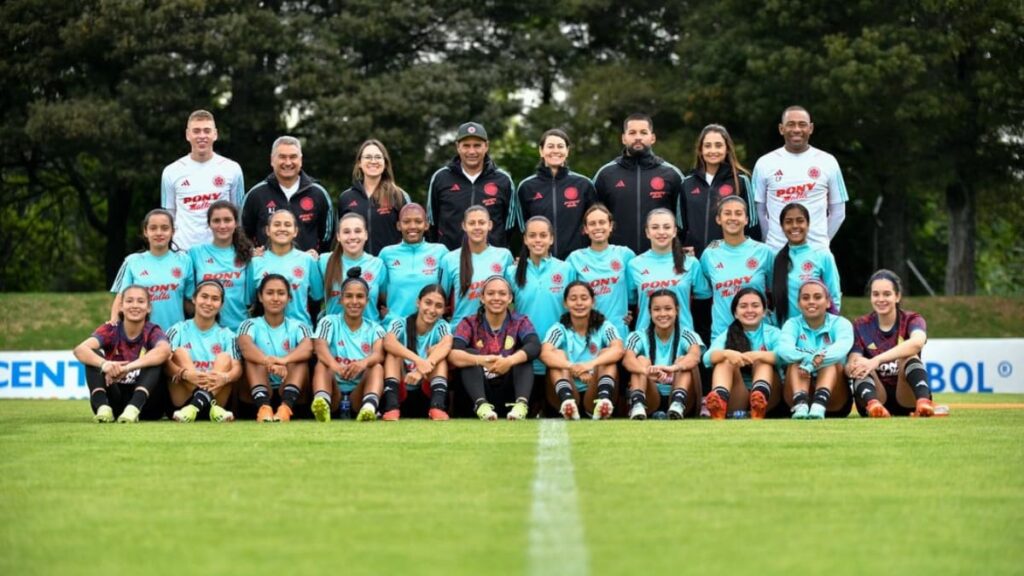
[2,395,1022,576]
[1,293,1022,350]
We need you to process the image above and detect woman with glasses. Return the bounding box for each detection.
[337,139,410,255]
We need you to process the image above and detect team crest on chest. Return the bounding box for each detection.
[361,343,371,354]
[746,258,758,270]
[213,175,226,187]
[802,261,814,273]
[808,167,821,179]
[293,267,304,279]
[172,267,182,279]
[491,263,503,273]
[719,184,733,196]
[484,182,499,197]
[611,260,622,272]
[211,344,223,355]
[300,197,314,211]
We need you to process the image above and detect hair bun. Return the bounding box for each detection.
[346,266,363,279]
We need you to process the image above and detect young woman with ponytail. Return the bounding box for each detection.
[770,202,841,324]
[627,208,711,333]
[703,288,782,419]
[539,281,623,420]
[320,212,386,323]
[381,284,453,421]
[507,216,575,404]
[110,209,194,332]
[189,200,253,330]
[439,205,514,326]
[566,204,635,338]
[845,270,936,417]
[623,290,704,420]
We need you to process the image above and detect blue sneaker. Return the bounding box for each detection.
[791,403,810,420]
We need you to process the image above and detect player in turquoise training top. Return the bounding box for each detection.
[236,273,313,422]
[379,203,448,324]
[311,267,387,422]
[778,279,853,419]
[566,204,635,338]
[381,284,453,421]
[439,205,514,326]
[540,281,624,420]
[627,208,711,332]
[770,202,841,324]
[319,212,386,323]
[110,209,195,332]
[165,279,241,423]
[623,289,704,420]
[74,285,173,423]
[247,209,324,328]
[703,288,782,420]
[699,195,775,341]
[189,200,253,331]
[507,216,575,388]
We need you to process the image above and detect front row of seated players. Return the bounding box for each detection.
[78,267,935,423]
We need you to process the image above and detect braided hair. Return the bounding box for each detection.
[771,202,809,320]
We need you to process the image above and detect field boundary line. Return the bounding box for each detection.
[527,419,588,576]
[944,403,1024,410]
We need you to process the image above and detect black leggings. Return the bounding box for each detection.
[461,363,534,417]
[86,365,166,420]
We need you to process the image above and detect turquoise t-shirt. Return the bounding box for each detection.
[314,314,386,392]
[247,248,324,328]
[110,250,195,332]
[627,249,711,333]
[318,251,386,323]
[566,244,635,338]
[506,256,576,374]
[189,243,250,330]
[439,245,515,326]
[237,316,312,385]
[378,240,448,324]
[699,238,774,341]
[166,319,237,372]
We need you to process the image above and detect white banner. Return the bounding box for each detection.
[0,339,1022,399]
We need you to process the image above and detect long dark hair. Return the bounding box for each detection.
[250,273,291,318]
[646,289,681,365]
[353,139,406,211]
[194,278,226,324]
[557,281,606,340]
[207,200,253,266]
[405,283,446,352]
[693,124,749,196]
[515,215,554,287]
[324,212,367,303]
[646,208,686,274]
[140,208,179,253]
[459,205,490,296]
[725,287,767,354]
[771,202,809,320]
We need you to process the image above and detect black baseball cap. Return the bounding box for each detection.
[456,122,488,142]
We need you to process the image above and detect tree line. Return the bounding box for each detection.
[2,0,1021,294]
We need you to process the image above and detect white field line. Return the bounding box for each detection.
[527,419,589,576]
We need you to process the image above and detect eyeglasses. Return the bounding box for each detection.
[361,154,384,161]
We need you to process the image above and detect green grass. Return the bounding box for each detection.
[2,396,1022,575]
[1,293,1022,350]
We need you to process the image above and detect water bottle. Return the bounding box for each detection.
[340,394,352,420]
[731,410,749,419]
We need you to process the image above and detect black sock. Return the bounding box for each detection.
[596,376,615,400]
[670,388,687,406]
[751,380,771,400]
[314,390,332,405]
[853,378,878,404]
[382,378,400,411]
[515,396,529,406]
[629,389,646,407]
[792,391,809,407]
[90,389,109,413]
[129,388,149,410]
[555,379,574,403]
[251,384,270,408]
[812,387,832,408]
[281,384,301,409]
[905,359,931,400]
[189,389,213,411]
[429,377,448,409]
[712,386,730,403]
[362,392,380,411]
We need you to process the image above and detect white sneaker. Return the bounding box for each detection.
[559,399,580,420]
[592,398,614,420]
[668,400,685,420]
[629,402,647,420]
[94,405,114,423]
[117,405,140,423]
